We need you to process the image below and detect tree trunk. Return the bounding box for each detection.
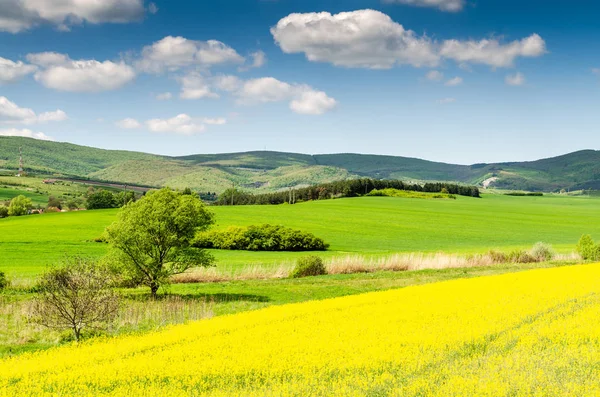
[73,327,81,342]
[150,282,159,299]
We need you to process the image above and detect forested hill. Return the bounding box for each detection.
[0,136,598,192]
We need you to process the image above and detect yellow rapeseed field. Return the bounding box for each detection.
[1,264,600,396]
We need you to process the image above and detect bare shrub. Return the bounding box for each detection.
[31,258,120,342]
[529,242,555,262]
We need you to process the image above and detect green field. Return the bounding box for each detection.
[1,193,599,281]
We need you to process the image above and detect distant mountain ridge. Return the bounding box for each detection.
[0,136,598,192]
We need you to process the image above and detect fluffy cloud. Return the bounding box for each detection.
[137,36,244,74]
[0,96,67,124]
[440,34,546,68]
[290,91,337,115]
[271,10,439,69]
[236,77,337,115]
[155,92,172,101]
[179,72,219,100]
[249,51,267,68]
[27,52,136,92]
[426,70,444,81]
[213,75,242,92]
[116,118,142,129]
[505,72,525,86]
[0,0,147,33]
[383,0,465,12]
[0,128,53,140]
[445,76,463,86]
[145,114,220,135]
[272,10,546,70]
[0,57,37,84]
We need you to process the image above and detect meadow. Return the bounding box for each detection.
[2,264,599,396]
[1,193,600,280]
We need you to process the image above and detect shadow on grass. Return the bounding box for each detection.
[124,292,270,303]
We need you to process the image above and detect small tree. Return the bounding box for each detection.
[31,258,120,342]
[105,188,215,298]
[8,195,32,216]
[0,206,8,218]
[86,190,118,210]
[47,196,63,210]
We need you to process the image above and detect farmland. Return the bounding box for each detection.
[2,264,599,396]
[1,193,599,281]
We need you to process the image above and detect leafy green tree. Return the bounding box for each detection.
[0,206,8,218]
[86,190,118,210]
[105,188,215,298]
[47,196,62,210]
[8,195,33,216]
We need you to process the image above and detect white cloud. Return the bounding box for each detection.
[236,77,337,115]
[116,118,142,129]
[27,52,136,92]
[178,72,219,100]
[137,36,244,74]
[440,34,546,68]
[0,57,37,84]
[146,114,208,135]
[272,10,546,70]
[155,92,172,101]
[271,10,439,69]
[0,96,67,124]
[383,0,465,12]
[445,76,463,86]
[436,97,456,104]
[426,70,444,81]
[213,75,241,92]
[0,128,53,141]
[505,72,525,86]
[290,91,337,115]
[250,51,266,68]
[148,2,158,14]
[202,117,227,125]
[0,0,147,33]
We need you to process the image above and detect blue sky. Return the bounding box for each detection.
[0,0,599,164]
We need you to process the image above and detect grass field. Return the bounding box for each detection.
[2,264,599,396]
[1,193,599,280]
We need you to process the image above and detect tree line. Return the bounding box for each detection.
[214,178,480,206]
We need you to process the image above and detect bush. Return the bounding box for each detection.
[193,224,329,252]
[86,190,119,210]
[291,256,327,278]
[487,250,508,263]
[8,195,32,216]
[576,235,600,261]
[0,206,8,218]
[529,242,555,262]
[0,271,9,290]
[507,250,537,264]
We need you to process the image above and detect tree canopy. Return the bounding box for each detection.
[105,188,215,297]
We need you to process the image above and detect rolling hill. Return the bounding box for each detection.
[0,136,598,192]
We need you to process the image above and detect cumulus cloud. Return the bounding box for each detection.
[27,52,136,92]
[383,0,465,12]
[0,128,53,140]
[0,0,147,33]
[290,91,337,115]
[145,114,222,135]
[236,77,337,115]
[213,75,242,92]
[115,118,142,129]
[505,72,525,86]
[137,36,244,74]
[445,76,463,86]
[271,10,439,69]
[178,72,219,100]
[440,34,546,68]
[272,10,546,70]
[155,92,172,101]
[0,96,67,124]
[0,57,37,84]
[436,97,456,104]
[426,70,444,81]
